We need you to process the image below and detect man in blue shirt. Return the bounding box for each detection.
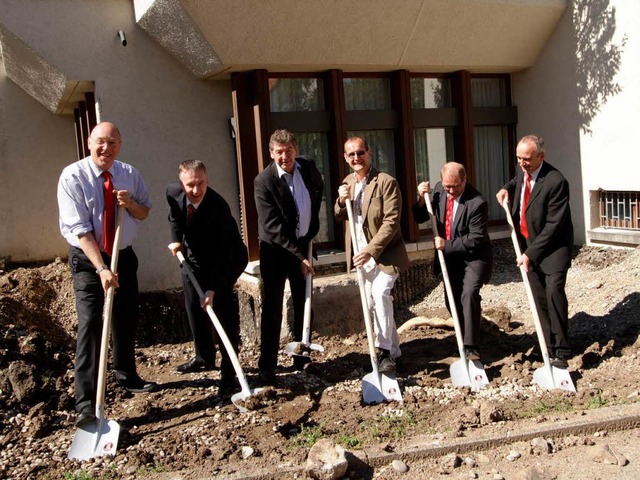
[57,122,157,427]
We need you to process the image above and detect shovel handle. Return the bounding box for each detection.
[301,241,313,345]
[500,201,552,367]
[423,194,467,360]
[345,198,381,379]
[96,206,125,417]
[175,251,252,394]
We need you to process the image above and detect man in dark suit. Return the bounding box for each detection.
[254,129,324,386]
[496,135,574,368]
[413,162,492,360]
[167,160,248,394]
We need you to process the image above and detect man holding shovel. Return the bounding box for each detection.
[167,160,248,396]
[335,137,409,375]
[254,129,324,386]
[413,163,493,361]
[57,122,157,428]
[496,135,574,368]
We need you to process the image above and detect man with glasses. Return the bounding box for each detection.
[413,162,493,361]
[496,135,573,368]
[254,129,324,386]
[335,137,409,375]
[57,122,157,428]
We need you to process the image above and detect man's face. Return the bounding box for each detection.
[88,124,122,171]
[516,140,544,175]
[344,139,371,177]
[270,142,298,174]
[441,172,466,200]
[179,168,208,205]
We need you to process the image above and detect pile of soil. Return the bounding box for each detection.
[1,241,639,479]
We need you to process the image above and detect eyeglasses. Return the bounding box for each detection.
[346,150,366,159]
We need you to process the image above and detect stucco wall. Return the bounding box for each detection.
[511,3,585,245]
[0,0,238,291]
[577,1,640,213]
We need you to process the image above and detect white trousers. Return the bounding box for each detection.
[362,265,401,358]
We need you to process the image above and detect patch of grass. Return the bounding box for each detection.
[62,473,95,480]
[517,397,575,418]
[135,464,166,476]
[586,389,609,409]
[359,409,416,443]
[290,424,327,448]
[335,433,361,449]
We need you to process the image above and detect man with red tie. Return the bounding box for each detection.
[57,122,157,428]
[413,162,493,361]
[496,135,574,368]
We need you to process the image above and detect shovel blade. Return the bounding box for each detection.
[362,372,402,404]
[285,341,324,357]
[533,365,576,392]
[68,418,120,461]
[450,359,490,390]
[231,387,266,413]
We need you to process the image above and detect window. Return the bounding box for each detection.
[471,76,516,222]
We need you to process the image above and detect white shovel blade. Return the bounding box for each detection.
[362,372,402,404]
[533,365,576,392]
[450,359,490,390]
[68,418,120,461]
[231,387,266,413]
[285,341,324,357]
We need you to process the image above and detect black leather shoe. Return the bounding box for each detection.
[259,370,277,387]
[118,377,158,393]
[551,356,569,369]
[75,406,96,427]
[218,376,237,397]
[377,349,396,375]
[464,347,481,362]
[176,357,216,374]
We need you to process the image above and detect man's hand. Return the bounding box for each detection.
[337,184,351,207]
[416,181,430,206]
[99,269,119,292]
[517,253,531,272]
[114,189,150,220]
[496,188,509,207]
[352,250,372,268]
[201,290,214,310]
[433,236,445,251]
[301,258,315,277]
[168,242,182,256]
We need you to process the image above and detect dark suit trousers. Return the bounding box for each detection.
[258,241,306,373]
[69,246,139,413]
[182,270,240,378]
[182,269,217,366]
[526,266,570,355]
[443,257,489,348]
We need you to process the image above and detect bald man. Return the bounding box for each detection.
[413,162,493,361]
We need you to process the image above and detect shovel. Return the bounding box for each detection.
[175,251,264,411]
[424,193,490,390]
[285,241,324,358]
[501,201,576,392]
[68,206,124,461]
[345,198,402,404]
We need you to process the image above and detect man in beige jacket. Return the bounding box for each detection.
[335,136,409,375]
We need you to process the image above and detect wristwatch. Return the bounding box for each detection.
[96,265,109,274]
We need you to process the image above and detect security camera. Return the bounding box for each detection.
[117,30,127,47]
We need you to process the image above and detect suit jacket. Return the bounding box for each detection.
[335,167,410,275]
[254,156,324,261]
[502,161,573,274]
[167,183,248,292]
[412,181,493,273]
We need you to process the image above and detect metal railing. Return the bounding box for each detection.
[599,190,640,230]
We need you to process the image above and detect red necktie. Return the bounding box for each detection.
[445,195,454,240]
[520,172,531,239]
[187,204,196,225]
[102,171,116,256]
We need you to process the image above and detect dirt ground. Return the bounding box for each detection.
[1,240,640,479]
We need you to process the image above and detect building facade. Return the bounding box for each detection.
[1,0,637,292]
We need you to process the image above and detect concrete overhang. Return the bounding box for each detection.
[134,0,568,79]
[0,24,93,115]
